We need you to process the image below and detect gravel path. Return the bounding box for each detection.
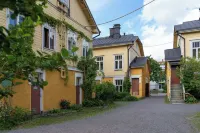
[9,97,200,133]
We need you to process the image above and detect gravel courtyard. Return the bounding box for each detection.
[9,97,200,133]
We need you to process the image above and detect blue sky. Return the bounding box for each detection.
[86,0,200,61]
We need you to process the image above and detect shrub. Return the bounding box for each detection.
[0,106,31,130]
[60,99,70,109]
[48,108,61,114]
[123,77,131,92]
[95,82,116,102]
[122,96,139,101]
[70,104,82,111]
[114,92,130,100]
[82,99,104,107]
[185,95,198,104]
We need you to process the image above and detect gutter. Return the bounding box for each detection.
[93,30,101,39]
[176,32,186,57]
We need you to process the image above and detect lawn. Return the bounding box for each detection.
[16,102,129,129]
[188,112,200,132]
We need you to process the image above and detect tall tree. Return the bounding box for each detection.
[148,57,165,83]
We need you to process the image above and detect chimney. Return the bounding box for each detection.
[110,24,121,38]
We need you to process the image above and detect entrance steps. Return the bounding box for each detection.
[171,84,184,104]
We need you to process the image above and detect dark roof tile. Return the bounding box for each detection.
[130,57,148,68]
[174,20,200,32]
[164,48,181,61]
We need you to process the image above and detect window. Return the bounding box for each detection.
[67,31,77,55]
[115,80,123,92]
[83,39,89,57]
[43,24,56,50]
[192,41,200,59]
[7,9,25,27]
[115,55,123,70]
[96,56,103,71]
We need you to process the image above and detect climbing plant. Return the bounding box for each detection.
[77,49,98,100]
[123,77,131,92]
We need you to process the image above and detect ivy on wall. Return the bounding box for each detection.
[43,14,91,42]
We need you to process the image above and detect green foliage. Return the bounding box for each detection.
[185,95,198,104]
[123,77,131,92]
[177,57,200,99]
[0,106,31,130]
[114,92,131,100]
[82,99,104,107]
[77,49,98,100]
[95,82,116,102]
[0,0,47,21]
[60,99,70,109]
[48,108,61,114]
[122,96,139,101]
[70,104,82,111]
[148,57,165,83]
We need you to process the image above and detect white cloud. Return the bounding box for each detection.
[86,0,112,12]
[140,0,200,61]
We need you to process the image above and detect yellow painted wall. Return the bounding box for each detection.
[43,70,76,111]
[166,62,171,98]
[94,46,128,77]
[10,80,31,110]
[102,77,113,83]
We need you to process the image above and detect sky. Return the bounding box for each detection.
[86,0,200,61]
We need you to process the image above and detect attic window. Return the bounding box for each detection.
[57,0,70,16]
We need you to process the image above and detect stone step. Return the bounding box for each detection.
[171,98,183,100]
[171,100,184,104]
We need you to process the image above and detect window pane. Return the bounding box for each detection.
[119,61,122,69]
[120,86,123,92]
[50,35,54,49]
[9,11,17,26]
[19,16,24,23]
[100,62,103,70]
[193,49,196,58]
[83,47,86,57]
[97,62,100,70]
[44,28,49,48]
[115,61,118,69]
[198,49,200,59]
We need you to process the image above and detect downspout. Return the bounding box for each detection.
[93,30,101,39]
[177,32,186,57]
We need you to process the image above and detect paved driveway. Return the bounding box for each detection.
[9,97,200,133]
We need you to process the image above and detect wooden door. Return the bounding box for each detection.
[145,83,149,97]
[171,66,180,85]
[76,77,81,104]
[31,86,40,114]
[132,78,139,95]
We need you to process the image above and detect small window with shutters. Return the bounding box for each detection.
[43,24,56,50]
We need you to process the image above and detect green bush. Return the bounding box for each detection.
[60,99,70,109]
[48,108,61,114]
[123,77,131,92]
[114,92,131,100]
[0,106,31,130]
[70,104,82,111]
[185,95,198,104]
[95,82,116,102]
[122,96,139,101]
[82,99,104,107]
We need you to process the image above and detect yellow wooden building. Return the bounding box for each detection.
[93,24,150,98]
[165,18,200,103]
[0,0,99,113]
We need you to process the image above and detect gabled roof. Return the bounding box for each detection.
[174,20,200,32]
[93,34,138,47]
[164,48,181,61]
[78,0,99,34]
[130,57,148,68]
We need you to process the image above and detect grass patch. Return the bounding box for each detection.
[164,96,170,104]
[188,112,200,132]
[16,102,128,129]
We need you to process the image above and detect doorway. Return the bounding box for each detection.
[171,66,180,85]
[76,77,81,104]
[132,78,139,95]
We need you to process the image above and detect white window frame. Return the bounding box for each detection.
[58,0,70,8]
[114,54,123,70]
[114,79,123,92]
[96,56,104,71]
[82,39,89,57]
[191,40,200,59]
[67,30,77,55]
[6,8,25,28]
[42,23,56,51]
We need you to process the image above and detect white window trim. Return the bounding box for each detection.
[75,72,83,104]
[42,23,56,51]
[96,56,104,71]
[82,39,89,57]
[113,77,124,92]
[67,30,77,55]
[190,39,200,58]
[114,54,124,70]
[6,8,25,29]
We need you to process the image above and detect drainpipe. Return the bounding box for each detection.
[93,30,101,39]
[177,32,186,57]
